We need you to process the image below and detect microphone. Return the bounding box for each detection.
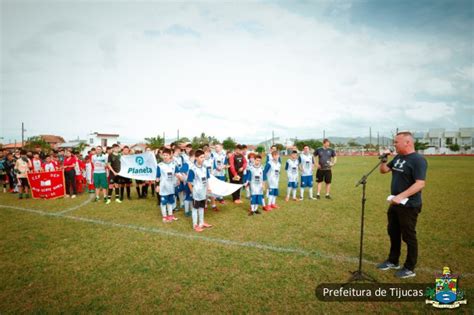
[378,148,394,161]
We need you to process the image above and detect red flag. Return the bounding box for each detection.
[27,171,66,199]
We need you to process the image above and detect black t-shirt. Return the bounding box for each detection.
[387,152,427,207]
[108,153,121,172]
[314,148,336,170]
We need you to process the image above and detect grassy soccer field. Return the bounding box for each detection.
[0,156,473,313]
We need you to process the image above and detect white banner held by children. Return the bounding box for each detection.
[208,175,243,196]
[119,152,157,181]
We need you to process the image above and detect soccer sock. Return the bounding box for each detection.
[192,208,198,226]
[246,186,250,198]
[179,192,184,207]
[184,200,191,213]
[262,198,266,207]
[115,187,119,199]
[142,185,148,197]
[167,204,173,216]
[108,188,112,199]
[151,183,155,196]
[309,189,314,198]
[287,188,291,198]
[251,204,257,212]
[126,186,131,198]
[136,187,141,197]
[160,205,167,218]
[292,188,297,199]
[198,208,204,226]
[120,187,124,200]
[300,188,304,198]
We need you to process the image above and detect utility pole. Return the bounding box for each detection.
[272,130,274,145]
[177,129,180,141]
[21,122,26,148]
[377,132,380,148]
[163,132,166,145]
[369,127,372,146]
[323,130,325,140]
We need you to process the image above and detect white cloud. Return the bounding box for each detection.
[1,1,472,143]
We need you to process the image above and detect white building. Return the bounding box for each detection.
[87,132,120,148]
[415,128,473,154]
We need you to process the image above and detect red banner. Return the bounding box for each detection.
[27,171,66,199]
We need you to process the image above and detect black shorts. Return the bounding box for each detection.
[193,199,206,209]
[19,178,30,188]
[121,176,132,184]
[316,169,332,184]
[108,174,119,185]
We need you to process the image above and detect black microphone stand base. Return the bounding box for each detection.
[346,270,377,284]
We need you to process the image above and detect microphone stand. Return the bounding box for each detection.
[346,158,384,284]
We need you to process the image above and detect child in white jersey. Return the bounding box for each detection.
[285,150,300,201]
[263,150,281,209]
[156,148,179,223]
[187,149,213,232]
[245,154,267,215]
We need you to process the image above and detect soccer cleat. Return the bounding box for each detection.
[71,195,76,199]
[316,195,321,199]
[248,211,255,216]
[234,199,243,204]
[115,199,122,203]
[310,197,317,200]
[212,206,219,212]
[105,199,111,205]
[262,206,272,212]
[376,260,401,271]
[285,196,289,202]
[255,210,262,214]
[194,225,204,232]
[169,215,179,221]
[162,216,172,223]
[65,195,70,198]
[202,222,213,228]
[395,268,416,279]
[271,204,279,209]
[218,199,225,205]
[325,195,332,199]
[184,211,192,217]
[292,198,299,202]
[94,196,99,202]
[299,197,304,201]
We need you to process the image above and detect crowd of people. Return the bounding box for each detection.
[0,132,428,278]
[0,140,337,231]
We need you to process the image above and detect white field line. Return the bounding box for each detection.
[0,204,472,278]
[56,194,95,214]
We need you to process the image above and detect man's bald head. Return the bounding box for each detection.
[394,131,415,155]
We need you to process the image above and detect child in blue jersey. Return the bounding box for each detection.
[298,145,316,200]
[212,143,227,204]
[203,147,218,211]
[244,154,266,215]
[263,150,281,209]
[156,148,179,223]
[187,149,213,232]
[181,150,194,217]
[285,150,300,201]
[173,147,185,210]
[245,153,256,199]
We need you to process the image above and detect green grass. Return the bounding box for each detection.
[0,156,473,313]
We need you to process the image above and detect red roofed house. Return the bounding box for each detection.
[40,135,66,149]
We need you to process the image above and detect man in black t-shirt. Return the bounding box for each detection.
[377,131,427,279]
[314,139,337,199]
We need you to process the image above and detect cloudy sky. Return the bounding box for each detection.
[1,0,473,144]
